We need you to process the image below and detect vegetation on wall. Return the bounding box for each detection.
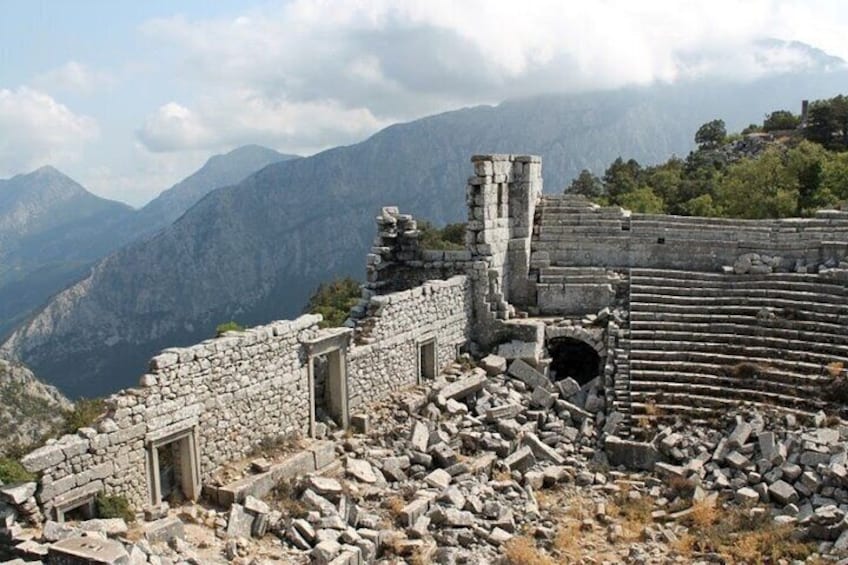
[306,277,361,328]
[0,457,35,483]
[418,221,465,250]
[567,94,848,218]
[215,321,244,336]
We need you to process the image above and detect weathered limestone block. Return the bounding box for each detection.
[48,537,129,565]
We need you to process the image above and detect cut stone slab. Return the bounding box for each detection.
[530,387,556,409]
[42,520,83,542]
[0,482,37,505]
[768,480,799,505]
[735,487,760,504]
[485,403,523,421]
[311,539,341,565]
[48,536,130,564]
[437,372,487,403]
[424,469,452,490]
[727,421,753,448]
[481,354,507,376]
[503,446,535,472]
[605,436,659,471]
[346,458,378,484]
[498,341,542,365]
[410,420,430,452]
[555,378,580,399]
[78,519,128,536]
[308,477,344,498]
[225,504,254,539]
[507,359,550,390]
[400,497,433,527]
[523,432,565,465]
[244,495,270,516]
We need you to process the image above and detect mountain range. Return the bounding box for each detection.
[3,63,848,398]
[0,146,295,339]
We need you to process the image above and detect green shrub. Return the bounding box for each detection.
[0,457,35,483]
[418,220,465,250]
[95,493,135,522]
[306,277,361,328]
[215,321,244,336]
[63,398,107,434]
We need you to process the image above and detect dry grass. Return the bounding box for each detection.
[552,521,582,561]
[270,481,309,518]
[385,495,406,521]
[503,536,556,565]
[725,362,769,380]
[685,498,719,529]
[666,475,696,498]
[607,489,654,539]
[671,531,696,556]
[679,504,815,564]
[827,361,845,378]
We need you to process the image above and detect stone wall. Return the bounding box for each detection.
[18,275,472,519]
[348,275,472,410]
[21,315,321,515]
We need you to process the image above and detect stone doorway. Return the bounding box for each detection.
[418,338,437,383]
[147,429,200,506]
[311,349,348,432]
[548,337,601,385]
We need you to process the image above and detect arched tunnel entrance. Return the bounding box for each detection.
[548,337,601,386]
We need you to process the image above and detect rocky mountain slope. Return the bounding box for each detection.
[0,166,135,338]
[0,146,294,341]
[0,359,71,456]
[128,145,298,241]
[4,69,848,398]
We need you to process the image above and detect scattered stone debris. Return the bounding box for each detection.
[5,356,848,564]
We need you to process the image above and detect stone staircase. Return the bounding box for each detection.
[627,269,848,423]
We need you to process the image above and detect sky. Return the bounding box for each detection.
[1,0,847,207]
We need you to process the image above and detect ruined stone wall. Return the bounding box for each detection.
[532,199,848,273]
[348,275,472,410]
[21,315,321,515]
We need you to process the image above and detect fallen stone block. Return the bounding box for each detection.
[48,536,129,565]
[530,387,556,409]
[604,435,659,471]
[768,480,799,505]
[78,518,128,537]
[503,446,535,472]
[424,469,451,490]
[555,378,580,399]
[436,372,487,403]
[735,487,760,504]
[522,432,564,465]
[480,354,507,376]
[0,482,37,505]
[225,504,254,539]
[507,359,550,390]
[727,421,752,448]
[400,496,433,527]
[485,403,523,421]
[312,539,341,565]
[429,443,458,468]
[346,457,378,484]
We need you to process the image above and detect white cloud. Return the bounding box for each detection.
[0,87,98,177]
[133,0,847,155]
[34,61,113,94]
[137,90,387,155]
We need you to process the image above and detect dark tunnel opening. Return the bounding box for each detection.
[548,338,601,386]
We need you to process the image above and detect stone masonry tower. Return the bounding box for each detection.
[465,154,542,325]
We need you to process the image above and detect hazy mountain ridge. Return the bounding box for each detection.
[5,68,848,398]
[0,146,295,340]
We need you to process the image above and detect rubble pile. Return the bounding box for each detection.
[4,356,848,564]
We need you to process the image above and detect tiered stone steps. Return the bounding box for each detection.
[627,269,848,421]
